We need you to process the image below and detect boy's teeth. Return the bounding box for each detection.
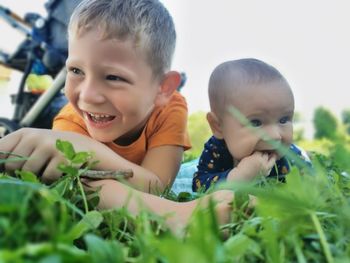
[88,112,115,122]
[90,113,110,117]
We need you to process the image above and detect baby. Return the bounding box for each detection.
[193,58,310,192]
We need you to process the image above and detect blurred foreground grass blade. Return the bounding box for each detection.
[85,234,125,263]
[0,177,85,248]
[60,211,103,243]
[0,242,89,263]
[224,233,262,261]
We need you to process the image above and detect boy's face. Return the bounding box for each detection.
[65,29,160,143]
[220,81,294,161]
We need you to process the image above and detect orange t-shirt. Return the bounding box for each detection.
[52,91,191,165]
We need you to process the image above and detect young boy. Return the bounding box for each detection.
[2,0,191,194]
[193,58,310,192]
[0,0,236,232]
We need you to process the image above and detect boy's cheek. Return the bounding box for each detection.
[64,82,73,98]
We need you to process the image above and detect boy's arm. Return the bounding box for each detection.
[85,178,235,232]
[0,129,159,188]
[139,145,184,192]
[52,118,185,193]
[0,127,184,193]
[0,128,111,180]
[81,143,182,193]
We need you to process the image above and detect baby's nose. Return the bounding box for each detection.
[264,126,282,141]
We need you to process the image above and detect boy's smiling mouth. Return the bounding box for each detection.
[83,111,116,125]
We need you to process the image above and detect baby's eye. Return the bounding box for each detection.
[250,119,262,127]
[106,75,126,81]
[279,116,291,124]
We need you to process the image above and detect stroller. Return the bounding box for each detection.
[0,0,81,137]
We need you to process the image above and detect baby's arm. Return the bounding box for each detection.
[193,169,230,192]
[227,151,277,182]
[193,151,276,192]
[192,136,237,192]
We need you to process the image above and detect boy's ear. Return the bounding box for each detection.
[207,112,224,139]
[154,71,181,106]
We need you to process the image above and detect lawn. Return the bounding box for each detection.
[0,120,350,262]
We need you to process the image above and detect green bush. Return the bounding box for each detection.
[184,111,211,162]
[313,107,338,140]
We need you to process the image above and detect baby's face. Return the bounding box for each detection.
[221,81,294,161]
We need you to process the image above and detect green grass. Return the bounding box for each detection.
[0,137,349,262]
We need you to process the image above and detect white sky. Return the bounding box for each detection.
[1,0,350,138]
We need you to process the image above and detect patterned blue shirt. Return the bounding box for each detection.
[192,136,310,192]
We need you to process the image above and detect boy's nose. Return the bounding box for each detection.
[79,80,105,104]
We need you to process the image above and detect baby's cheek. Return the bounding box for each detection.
[227,144,252,161]
[283,125,294,144]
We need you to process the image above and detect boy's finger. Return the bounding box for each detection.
[0,130,23,158]
[3,130,38,171]
[21,146,52,176]
[41,158,65,184]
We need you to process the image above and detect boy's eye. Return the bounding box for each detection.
[279,116,290,124]
[106,75,126,81]
[250,119,262,127]
[69,67,82,75]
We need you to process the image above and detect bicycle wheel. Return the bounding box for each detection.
[0,118,20,137]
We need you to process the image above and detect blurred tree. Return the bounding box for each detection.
[313,107,338,139]
[293,111,302,122]
[341,109,350,134]
[184,111,211,162]
[293,111,305,142]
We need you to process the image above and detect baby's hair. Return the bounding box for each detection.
[208,58,290,115]
[68,0,176,79]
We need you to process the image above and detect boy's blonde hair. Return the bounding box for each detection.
[68,0,176,79]
[208,58,291,116]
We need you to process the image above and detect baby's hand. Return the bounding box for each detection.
[227,151,277,182]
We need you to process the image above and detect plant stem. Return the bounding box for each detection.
[80,169,133,180]
[293,238,307,263]
[310,212,334,263]
[77,178,89,213]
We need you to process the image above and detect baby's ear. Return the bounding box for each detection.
[207,112,224,139]
[154,71,181,106]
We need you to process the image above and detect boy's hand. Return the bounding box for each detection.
[227,151,277,182]
[0,128,106,184]
[0,128,70,183]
